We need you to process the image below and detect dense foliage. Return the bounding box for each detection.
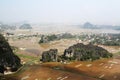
[41,43,113,62]
[62,43,113,61]
[41,49,58,62]
[39,35,58,43]
[89,34,120,46]
[0,34,21,73]
[39,33,75,43]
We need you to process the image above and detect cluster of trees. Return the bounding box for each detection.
[0,34,21,74]
[39,35,58,43]
[77,33,120,46]
[90,34,120,46]
[41,43,113,62]
[39,33,75,43]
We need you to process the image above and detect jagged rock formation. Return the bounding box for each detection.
[41,43,113,62]
[62,43,113,61]
[0,34,21,74]
[41,49,58,62]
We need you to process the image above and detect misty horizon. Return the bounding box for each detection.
[0,0,120,25]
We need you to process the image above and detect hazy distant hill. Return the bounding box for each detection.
[19,24,32,29]
[82,22,120,30]
[0,23,16,31]
[82,22,98,29]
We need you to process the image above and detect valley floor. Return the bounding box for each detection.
[1,58,120,80]
[2,38,120,80]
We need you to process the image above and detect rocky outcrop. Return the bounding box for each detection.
[41,49,58,62]
[41,43,113,62]
[0,34,21,74]
[63,43,113,61]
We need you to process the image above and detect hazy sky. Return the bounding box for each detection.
[0,0,120,25]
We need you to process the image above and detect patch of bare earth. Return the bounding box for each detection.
[43,58,120,80]
[4,64,98,80]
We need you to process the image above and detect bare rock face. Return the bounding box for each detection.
[0,34,21,74]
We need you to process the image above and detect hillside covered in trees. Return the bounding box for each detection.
[0,34,21,74]
[41,43,113,62]
[19,24,32,29]
[62,43,113,61]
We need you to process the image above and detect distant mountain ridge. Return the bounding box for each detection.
[0,24,16,32]
[83,22,98,29]
[82,22,120,30]
[19,24,32,29]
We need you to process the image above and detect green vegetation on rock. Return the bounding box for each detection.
[0,34,21,74]
[62,43,113,61]
[41,43,113,62]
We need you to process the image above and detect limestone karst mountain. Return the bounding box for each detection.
[19,24,32,29]
[0,34,21,74]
